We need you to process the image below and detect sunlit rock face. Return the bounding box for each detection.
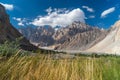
[87,20,120,55]
[52,22,107,50]
[19,21,107,51]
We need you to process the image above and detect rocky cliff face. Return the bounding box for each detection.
[19,26,55,46]
[0,4,37,51]
[0,4,22,43]
[19,21,107,51]
[53,22,107,50]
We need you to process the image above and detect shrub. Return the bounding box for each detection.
[0,38,21,57]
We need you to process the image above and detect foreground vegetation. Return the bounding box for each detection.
[0,40,120,80]
[0,53,120,80]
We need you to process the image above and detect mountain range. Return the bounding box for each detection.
[19,22,107,51]
[1,3,120,55]
[19,20,120,55]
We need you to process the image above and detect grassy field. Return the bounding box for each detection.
[0,53,120,80]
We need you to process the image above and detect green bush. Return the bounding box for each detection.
[0,38,20,57]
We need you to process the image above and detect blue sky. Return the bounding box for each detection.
[0,0,120,29]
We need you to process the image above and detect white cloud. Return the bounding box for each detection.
[31,8,86,28]
[82,6,94,12]
[53,8,70,13]
[89,15,95,18]
[18,22,25,26]
[13,17,27,26]
[0,2,14,10]
[101,7,115,18]
[13,17,22,21]
[46,7,52,14]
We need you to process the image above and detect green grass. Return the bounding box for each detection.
[0,53,120,80]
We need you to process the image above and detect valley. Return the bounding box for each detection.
[0,1,120,80]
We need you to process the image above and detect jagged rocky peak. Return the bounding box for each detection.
[37,26,55,36]
[30,26,55,46]
[69,21,91,29]
[18,20,107,50]
[53,21,94,41]
[53,21,101,41]
[18,26,55,47]
[52,21,107,50]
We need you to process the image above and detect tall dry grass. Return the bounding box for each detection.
[0,54,120,80]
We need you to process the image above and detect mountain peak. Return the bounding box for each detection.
[115,20,120,24]
[0,4,5,9]
[112,20,120,29]
[0,4,6,14]
[19,21,107,50]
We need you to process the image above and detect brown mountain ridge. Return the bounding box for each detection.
[19,21,108,51]
[0,4,37,51]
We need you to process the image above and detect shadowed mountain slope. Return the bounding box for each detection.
[0,4,38,51]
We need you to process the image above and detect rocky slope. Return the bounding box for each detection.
[53,22,107,50]
[19,26,55,46]
[87,20,120,55]
[19,21,107,51]
[0,4,21,43]
[0,4,37,51]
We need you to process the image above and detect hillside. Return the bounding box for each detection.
[0,4,37,51]
[87,20,120,55]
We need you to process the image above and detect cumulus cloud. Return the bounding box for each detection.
[0,2,14,10]
[13,17,22,22]
[18,22,24,26]
[31,8,86,28]
[82,6,94,12]
[101,7,115,18]
[13,17,27,26]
